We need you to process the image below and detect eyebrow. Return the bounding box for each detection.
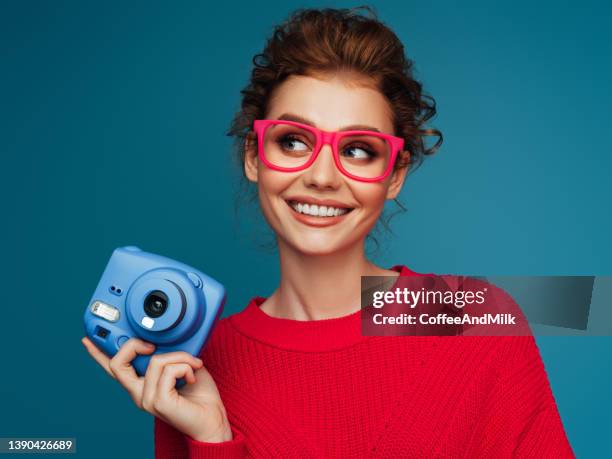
[277,113,381,133]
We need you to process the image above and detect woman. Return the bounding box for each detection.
[82,7,574,458]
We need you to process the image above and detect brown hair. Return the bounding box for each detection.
[228,6,442,252]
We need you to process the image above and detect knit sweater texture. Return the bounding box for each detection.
[154,265,574,458]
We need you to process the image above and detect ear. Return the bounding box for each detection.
[244,133,259,183]
[385,151,410,200]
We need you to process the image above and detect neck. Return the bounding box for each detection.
[262,237,393,320]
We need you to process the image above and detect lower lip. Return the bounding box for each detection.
[285,201,353,227]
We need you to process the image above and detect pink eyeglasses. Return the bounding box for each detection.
[253,119,405,182]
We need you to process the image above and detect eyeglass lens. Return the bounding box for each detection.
[262,123,391,179]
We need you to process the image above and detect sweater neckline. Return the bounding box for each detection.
[229,265,419,352]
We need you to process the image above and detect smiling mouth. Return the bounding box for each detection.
[285,199,354,218]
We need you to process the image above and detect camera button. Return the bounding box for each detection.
[187,272,202,288]
[117,335,129,348]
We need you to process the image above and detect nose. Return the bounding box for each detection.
[302,143,342,190]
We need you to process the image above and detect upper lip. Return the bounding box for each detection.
[285,195,354,209]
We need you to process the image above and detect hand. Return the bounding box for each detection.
[81,336,232,443]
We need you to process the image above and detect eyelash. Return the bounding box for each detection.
[278,135,311,149]
[343,143,377,159]
[277,135,380,159]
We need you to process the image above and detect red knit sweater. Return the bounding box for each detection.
[154,266,574,458]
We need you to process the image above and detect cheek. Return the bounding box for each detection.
[256,168,296,222]
[352,184,388,211]
[257,167,294,197]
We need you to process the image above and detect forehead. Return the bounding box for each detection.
[266,73,395,134]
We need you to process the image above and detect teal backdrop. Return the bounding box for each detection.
[1,0,610,457]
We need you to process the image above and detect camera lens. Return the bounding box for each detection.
[144,291,169,318]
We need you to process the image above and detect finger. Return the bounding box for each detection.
[109,338,155,398]
[81,337,114,379]
[185,367,197,384]
[142,352,202,412]
[155,363,196,414]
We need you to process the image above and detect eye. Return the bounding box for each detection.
[342,144,377,160]
[278,135,310,152]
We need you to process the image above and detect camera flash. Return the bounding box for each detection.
[91,301,120,322]
[141,317,155,329]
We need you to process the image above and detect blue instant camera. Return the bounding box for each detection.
[83,246,225,384]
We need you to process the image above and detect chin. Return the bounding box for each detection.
[294,245,339,257]
[288,234,358,257]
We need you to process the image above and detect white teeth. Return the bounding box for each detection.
[289,201,350,217]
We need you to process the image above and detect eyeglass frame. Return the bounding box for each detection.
[252,119,405,183]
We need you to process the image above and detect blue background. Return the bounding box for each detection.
[1,0,610,457]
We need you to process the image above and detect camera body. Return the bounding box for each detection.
[83,246,225,384]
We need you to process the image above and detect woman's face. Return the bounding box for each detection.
[244,73,408,256]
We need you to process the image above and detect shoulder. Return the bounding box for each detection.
[364,335,543,400]
[406,271,533,336]
[198,306,249,367]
